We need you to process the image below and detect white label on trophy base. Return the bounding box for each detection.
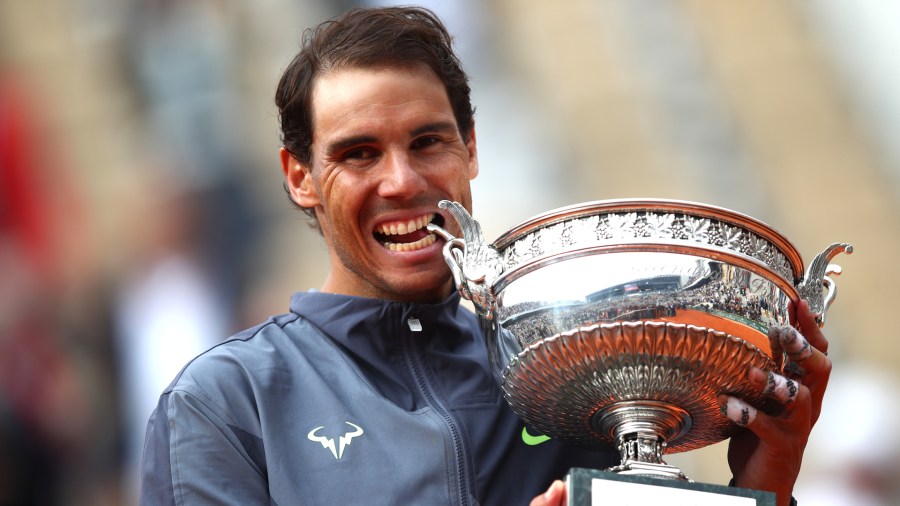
[590,478,757,506]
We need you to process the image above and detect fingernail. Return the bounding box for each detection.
[748,367,767,387]
[721,396,757,427]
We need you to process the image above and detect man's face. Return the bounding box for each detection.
[282,64,478,302]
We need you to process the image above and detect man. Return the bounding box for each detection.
[141,7,829,505]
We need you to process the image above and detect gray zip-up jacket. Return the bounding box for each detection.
[141,291,616,505]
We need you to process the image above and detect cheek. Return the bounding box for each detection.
[449,171,475,201]
[320,179,367,229]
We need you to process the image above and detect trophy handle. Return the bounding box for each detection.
[795,243,853,327]
[427,200,503,319]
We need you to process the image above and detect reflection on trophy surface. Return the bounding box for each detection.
[429,198,851,482]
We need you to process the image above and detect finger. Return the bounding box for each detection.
[779,311,833,424]
[719,390,813,458]
[720,395,758,427]
[530,480,566,506]
[767,326,785,370]
[719,391,809,428]
[795,300,828,353]
[779,325,812,362]
[750,367,800,404]
[777,325,830,376]
[720,368,807,427]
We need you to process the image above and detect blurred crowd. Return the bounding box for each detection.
[1,66,117,504]
[0,1,304,503]
[2,0,900,505]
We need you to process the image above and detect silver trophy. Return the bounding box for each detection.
[428,199,851,494]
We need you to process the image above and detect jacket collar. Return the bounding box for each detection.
[289,289,470,354]
[287,290,485,411]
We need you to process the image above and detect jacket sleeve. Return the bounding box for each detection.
[140,388,270,505]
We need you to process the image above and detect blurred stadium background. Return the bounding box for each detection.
[1,0,898,504]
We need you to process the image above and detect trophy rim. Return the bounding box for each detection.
[491,198,805,280]
[491,240,801,306]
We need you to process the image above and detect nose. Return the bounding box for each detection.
[377,151,428,198]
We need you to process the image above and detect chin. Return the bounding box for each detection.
[390,277,453,303]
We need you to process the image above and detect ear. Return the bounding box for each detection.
[280,147,321,207]
[465,126,479,180]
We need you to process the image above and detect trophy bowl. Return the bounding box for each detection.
[429,198,851,479]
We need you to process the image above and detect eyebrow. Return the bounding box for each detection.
[324,135,378,156]
[410,120,459,137]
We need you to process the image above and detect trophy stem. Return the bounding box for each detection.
[593,400,692,481]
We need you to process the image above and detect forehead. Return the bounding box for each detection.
[309,64,454,136]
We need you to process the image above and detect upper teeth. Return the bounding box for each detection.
[377,213,434,236]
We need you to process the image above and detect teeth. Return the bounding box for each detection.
[384,233,437,251]
[378,213,434,236]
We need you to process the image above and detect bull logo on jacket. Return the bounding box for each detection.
[307,422,364,460]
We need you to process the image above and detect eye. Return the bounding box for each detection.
[344,146,379,161]
[411,135,441,150]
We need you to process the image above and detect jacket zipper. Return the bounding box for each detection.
[402,310,473,506]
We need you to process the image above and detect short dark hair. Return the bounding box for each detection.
[275,6,474,225]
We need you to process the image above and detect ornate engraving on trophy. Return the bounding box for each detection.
[498,210,795,283]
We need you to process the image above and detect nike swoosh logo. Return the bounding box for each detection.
[521,426,551,446]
